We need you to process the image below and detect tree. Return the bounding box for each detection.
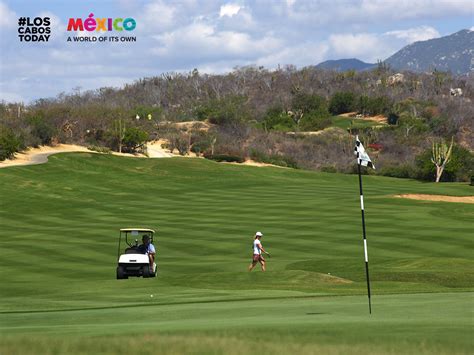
[431,137,454,183]
[329,92,355,115]
[168,132,190,155]
[291,93,330,131]
[113,118,126,153]
[28,116,56,145]
[416,143,472,182]
[122,127,148,153]
[263,106,294,131]
[397,113,428,138]
[0,125,22,160]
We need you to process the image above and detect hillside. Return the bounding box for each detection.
[315,29,474,75]
[314,58,375,71]
[385,29,473,75]
[1,61,473,182]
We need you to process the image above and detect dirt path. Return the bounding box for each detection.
[146,140,174,158]
[394,194,474,204]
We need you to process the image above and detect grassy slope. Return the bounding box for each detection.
[0,154,473,354]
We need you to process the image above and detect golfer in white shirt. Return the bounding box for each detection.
[248,231,270,272]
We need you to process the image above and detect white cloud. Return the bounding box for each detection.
[218,6,255,31]
[385,26,440,44]
[328,33,395,62]
[0,2,16,28]
[357,0,473,19]
[257,42,329,68]
[0,90,25,103]
[139,0,176,32]
[152,22,281,61]
[284,0,474,26]
[219,4,241,17]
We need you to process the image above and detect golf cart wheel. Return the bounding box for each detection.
[117,266,127,279]
[142,266,150,278]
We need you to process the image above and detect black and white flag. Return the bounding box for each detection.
[354,136,375,169]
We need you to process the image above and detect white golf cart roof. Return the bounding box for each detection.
[120,228,155,233]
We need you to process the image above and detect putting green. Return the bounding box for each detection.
[0,154,472,354]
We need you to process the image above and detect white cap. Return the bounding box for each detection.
[255,231,263,237]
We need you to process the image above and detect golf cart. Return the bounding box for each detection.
[116,228,157,279]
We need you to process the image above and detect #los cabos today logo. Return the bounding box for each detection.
[66,13,137,43]
[17,16,51,42]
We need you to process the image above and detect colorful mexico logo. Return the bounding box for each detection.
[66,13,136,42]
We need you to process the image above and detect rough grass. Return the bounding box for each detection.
[0,154,472,354]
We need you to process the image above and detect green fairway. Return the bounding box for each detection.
[0,154,473,354]
[331,116,384,129]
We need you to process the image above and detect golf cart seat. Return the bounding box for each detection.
[125,245,147,254]
[136,244,148,254]
[125,246,139,254]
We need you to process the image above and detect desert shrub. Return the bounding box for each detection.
[204,154,244,163]
[329,92,356,115]
[87,145,112,154]
[357,95,392,116]
[122,127,148,153]
[262,106,294,131]
[292,93,327,114]
[427,115,458,137]
[195,96,249,125]
[250,149,298,168]
[167,133,190,155]
[415,145,474,182]
[0,125,23,160]
[347,163,376,175]
[264,155,298,168]
[320,165,338,173]
[29,117,55,145]
[289,93,331,131]
[190,140,210,155]
[396,113,429,138]
[299,113,332,131]
[378,164,417,179]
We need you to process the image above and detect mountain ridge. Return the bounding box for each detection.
[316,29,473,75]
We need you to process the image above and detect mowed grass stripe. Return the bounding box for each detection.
[0,293,472,354]
[0,154,473,353]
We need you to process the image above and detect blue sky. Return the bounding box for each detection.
[0,0,473,103]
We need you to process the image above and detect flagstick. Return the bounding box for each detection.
[357,163,372,314]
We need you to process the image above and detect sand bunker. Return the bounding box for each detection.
[0,142,177,169]
[223,159,287,168]
[394,194,474,204]
[0,144,92,168]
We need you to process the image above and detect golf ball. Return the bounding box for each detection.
[150,294,154,298]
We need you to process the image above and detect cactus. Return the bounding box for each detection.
[114,118,126,153]
[431,137,454,183]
